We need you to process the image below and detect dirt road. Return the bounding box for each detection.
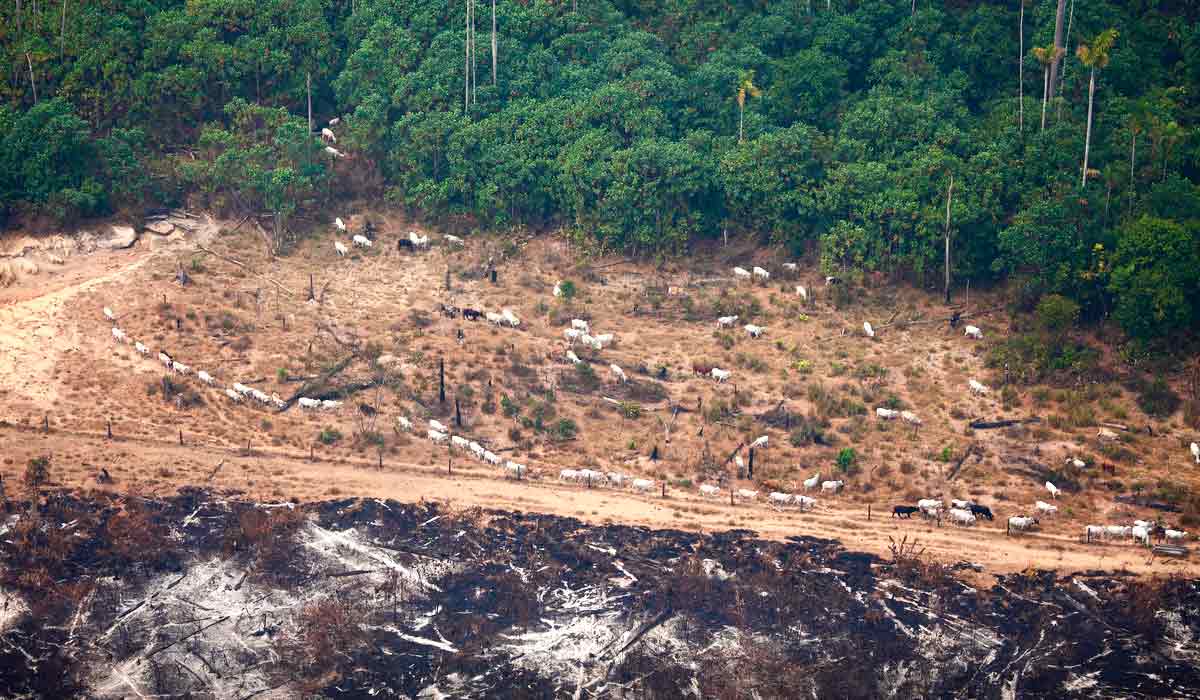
[1,423,1191,580]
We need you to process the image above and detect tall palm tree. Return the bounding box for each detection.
[736,71,761,143]
[1047,0,1067,102]
[1077,29,1118,188]
[1018,0,1026,132]
[1031,44,1061,133]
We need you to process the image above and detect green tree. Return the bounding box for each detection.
[1077,29,1118,189]
[735,70,760,143]
[1108,216,1200,340]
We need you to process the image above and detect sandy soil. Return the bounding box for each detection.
[1,212,1197,580]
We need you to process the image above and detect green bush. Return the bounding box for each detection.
[836,448,858,474]
[318,427,342,445]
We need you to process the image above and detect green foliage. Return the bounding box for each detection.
[552,418,578,440]
[1035,294,1080,338]
[1129,375,1180,419]
[1109,217,1200,340]
[318,427,342,445]
[558,280,577,300]
[835,448,857,474]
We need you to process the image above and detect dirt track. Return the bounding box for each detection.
[1,215,1197,581]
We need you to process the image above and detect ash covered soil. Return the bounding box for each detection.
[2,490,1199,699]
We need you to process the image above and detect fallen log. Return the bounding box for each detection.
[969,417,1042,430]
[946,445,977,481]
[195,244,295,297]
[1114,494,1181,512]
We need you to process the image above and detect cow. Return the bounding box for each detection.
[892,505,920,519]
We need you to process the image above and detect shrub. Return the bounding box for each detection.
[1035,294,1080,338]
[558,279,577,300]
[553,418,578,440]
[836,447,858,475]
[619,401,643,420]
[1130,375,1180,418]
[500,394,520,418]
[318,426,342,445]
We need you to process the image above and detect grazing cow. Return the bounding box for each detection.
[711,367,731,383]
[1104,525,1132,541]
[821,480,844,494]
[794,495,817,511]
[733,267,752,281]
[796,285,807,301]
[1132,525,1151,546]
[876,407,899,420]
[398,238,415,252]
[736,489,759,501]
[1085,525,1105,542]
[1045,481,1060,499]
[825,276,840,285]
[1097,428,1119,441]
[969,379,990,395]
[324,146,345,158]
[951,499,973,510]
[462,308,482,321]
[335,241,348,256]
[321,127,336,143]
[893,505,919,519]
[769,492,794,507]
[917,499,943,517]
[692,363,714,377]
[749,435,768,450]
[949,508,977,527]
[1035,500,1058,517]
[631,478,655,493]
[863,321,874,338]
[803,473,820,491]
[716,315,739,328]
[334,217,347,232]
[1066,456,1086,469]
[744,324,764,338]
[1191,442,1199,464]
[1165,529,1187,543]
[439,304,459,319]
[964,325,983,339]
[969,504,994,521]
[1009,516,1039,533]
[699,484,720,498]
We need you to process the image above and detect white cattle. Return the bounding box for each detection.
[710,368,731,383]
[782,263,798,272]
[427,429,448,444]
[484,451,502,466]
[733,267,751,280]
[111,327,127,343]
[334,217,346,231]
[610,364,627,383]
[397,416,413,432]
[1134,520,1155,529]
[1097,428,1119,441]
[1009,516,1039,532]
[232,383,253,396]
[485,311,505,325]
[716,315,738,328]
[504,461,526,478]
[322,400,343,410]
[325,146,345,158]
[768,492,793,507]
[171,361,190,375]
[744,324,764,338]
[949,508,976,527]
[444,234,465,247]
[571,319,590,332]
[197,371,215,386]
[1035,500,1058,517]
[559,469,579,482]
[577,469,606,485]
[566,350,582,365]
[796,285,807,301]
[1045,481,1060,499]
[321,127,336,143]
[271,394,287,409]
[821,480,844,494]
[794,495,817,511]
[429,419,448,433]
[409,231,430,248]
[699,484,721,498]
[103,306,116,321]
[1067,457,1086,469]
[825,276,838,285]
[158,352,173,367]
[1132,526,1151,546]
[594,333,614,348]
[863,321,874,338]
[1104,525,1132,540]
[328,118,341,126]
[501,309,520,327]
[298,397,321,410]
[803,473,820,491]
[734,456,744,471]
[225,388,243,403]
[750,435,768,450]
[964,325,983,339]
[917,499,943,517]
[134,341,149,355]
[606,472,627,488]
[752,266,770,281]
[736,489,759,500]
[901,411,922,428]
[1166,529,1187,543]
[451,436,470,450]
[631,478,655,493]
[564,328,581,343]
[950,499,973,510]
[1191,442,1199,464]
[334,241,348,256]
[352,234,372,248]
[876,407,899,420]
[250,389,271,405]
[969,379,990,395]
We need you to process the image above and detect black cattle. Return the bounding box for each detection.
[969,504,994,520]
[893,505,920,519]
[950,311,961,329]
[358,403,377,417]
[398,239,414,251]
[462,308,482,321]
[439,304,459,319]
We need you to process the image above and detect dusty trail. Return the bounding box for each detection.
[1,423,1190,579]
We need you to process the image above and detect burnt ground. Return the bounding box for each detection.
[1,489,1199,699]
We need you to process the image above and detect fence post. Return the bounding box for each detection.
[107,420,112,439]
[448,454,452,475]
[868,504,871,521]
[661,482,666,498]
[179,429,183,446]
[43,414,49,434]
[378,449,383,470]
[310,445,315,462]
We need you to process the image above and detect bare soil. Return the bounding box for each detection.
[2,212,1197,579]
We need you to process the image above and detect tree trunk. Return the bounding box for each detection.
[1056,0,1074,121]
[306,72,312,135]
[1018,2,1024,132]
[738,103,743,143]
[60,0,67,58]
[464,0,470,112]
[26,52,37,103]
[491,0,497,86]
[1040,67,1049,132]
[1129,129,1136,198]
[943,174,953,305]
[1048,0,1066,103]
[1081,67,1095,189]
